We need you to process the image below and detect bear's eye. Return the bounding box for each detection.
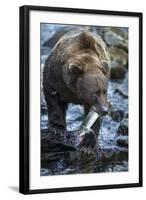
[69,64,82,75]
[96,89,101,96]
[103,89,106,94]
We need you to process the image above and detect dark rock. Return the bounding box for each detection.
[41,106,48,115]
[95,27,110,39]
[43,28,68,48]
[115,73,128,97]
[41,152,64,161]
[116,136,128,148]
[117,119,128,135]
[110,61,126,79]
[110,110,124,122]
[115,88,128,98]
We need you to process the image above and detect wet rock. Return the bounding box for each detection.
[125,112,128,118]
[41,55,48,65]
[110,27,128,40]
[115,88,128,98]
[43,25,90,48]
[41,152,64,161]
[41,47,51,56]
[115,73,128,97]
[109,47,128,67]
[41,168,50,176]
[110,60,126,79]
[43,27,69,48]
[104,30,128,51]
[95,27,128,52]
[110,110,124,122]
[41,107,47,115]
[95,27,111,39]
[116,136,128,148]
[112,161,128,172]
[104,30,123,46]
[117,119,128,135]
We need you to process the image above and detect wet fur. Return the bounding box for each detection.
[43,30,110,142]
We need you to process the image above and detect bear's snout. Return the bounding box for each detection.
[77,72,109,114]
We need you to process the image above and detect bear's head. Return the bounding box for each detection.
[63,53,110,114]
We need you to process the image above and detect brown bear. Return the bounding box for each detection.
[43,30,110,152]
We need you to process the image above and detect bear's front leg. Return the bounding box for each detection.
[43,85,67,136]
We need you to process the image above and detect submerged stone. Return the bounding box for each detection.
[116,136,128,148]
[110,110,124,122]
[117,119,128,135]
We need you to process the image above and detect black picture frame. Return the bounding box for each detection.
[19,5,143,194]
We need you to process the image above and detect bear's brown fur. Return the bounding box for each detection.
[43,30,110,148]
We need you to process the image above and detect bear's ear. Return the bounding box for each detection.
[69,63,83,75]
[100,61,109,76]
